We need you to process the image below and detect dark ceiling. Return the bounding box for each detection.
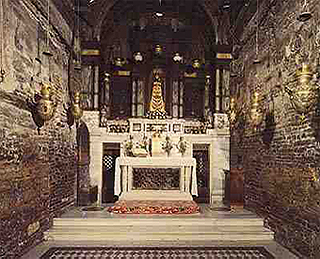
[50,0,258,51]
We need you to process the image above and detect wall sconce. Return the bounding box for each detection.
[72,91,83,127]
[284,63,317,122]
[134,52,143,62]
[27,83,56,133]
[251,92,262,129]
[173,52,183,63]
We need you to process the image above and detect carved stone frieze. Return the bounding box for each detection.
[82,111,100,131]
[214,113,230,130]
[107,120,130,134]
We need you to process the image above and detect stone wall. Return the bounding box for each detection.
[230,0,320,258]
[0,0,77,257]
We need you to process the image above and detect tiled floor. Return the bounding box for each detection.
[22,240,299,259]
[21,205,299,259]
[39,246,276,259]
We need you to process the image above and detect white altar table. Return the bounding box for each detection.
[115,157,198,197]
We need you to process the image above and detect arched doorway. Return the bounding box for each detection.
[76,122,96,206]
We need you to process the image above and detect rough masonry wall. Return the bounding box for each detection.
[0,0,77,257]
[231,0,320,258]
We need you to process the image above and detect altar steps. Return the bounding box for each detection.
[45,214,274,242]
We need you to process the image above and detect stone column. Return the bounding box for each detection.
[128,166,133,191]
[205,75,210,117]
[172,80,179,118]
[210,136,230,209]
[104,73,111,117]
[137,80,144,117]
[94,66,99,109]
[89,138,103,205]
[179,80,184,118]
[185,166,191,193]
[122,166,128,193]
[222,68,230,113]
[215,68,220,113]
[132,79,137,117]
[180,167,185,192]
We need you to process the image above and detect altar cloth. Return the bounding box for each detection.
[115,157,198,196]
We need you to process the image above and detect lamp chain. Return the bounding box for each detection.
[46,0,50,48]
[255,0,259,57]
[303,0,307,8]
[77,0,81,64]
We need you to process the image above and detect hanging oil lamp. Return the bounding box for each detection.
[228,97,237,125]
[114,57,124,67]
[134,52,143,62]
[27,83,56,133]
[251,92,262,128]
[192,59,201,69]
[173,52,183,63]
[37,83,56,121]
[288,63,316,121]
[155,44,162,55]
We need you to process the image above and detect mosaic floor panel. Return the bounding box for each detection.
[40,246,275,259]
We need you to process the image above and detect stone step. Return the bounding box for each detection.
[45,232,274,242]
[53,218,265,227]
[50,225,271,233]
[119,190,193,201]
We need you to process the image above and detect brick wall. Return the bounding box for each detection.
[230,0,320,257]
[0,0,77,257]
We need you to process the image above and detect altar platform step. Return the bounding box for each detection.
[119,190,193,201]
[44,207,274,242]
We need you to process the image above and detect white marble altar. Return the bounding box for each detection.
[114,157,198,200]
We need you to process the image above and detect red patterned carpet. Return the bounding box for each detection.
[107,200,200,214]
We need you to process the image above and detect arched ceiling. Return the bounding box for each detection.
[88,0,220,39]
[51,0,257,57]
